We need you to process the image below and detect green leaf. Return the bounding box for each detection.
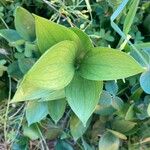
[95,91,123,115]
[26,101,48,125]
[107,129,127,140]
[99,132,120,150]
[112,119,137,133]
[125,104,135,121]
[65,74,103,126]
[140,70,150,94]
[44,122,62,140]
[130,87,143,101]
[105,81,118,95]
[47,99,66,124]
[12,40,77,102]
[39,89,65,101]
[123,0,140,35]
[13,88,64,103]
[35,15,81,53]
[70,114,91,141]
[24,42,33,57]
[23,124,40,140]
[14,7,35,41]
[79,47,144,81]
[112,96,124,111]
[7,61,23,80]
[0,29,22,42]
[18,58,35,74]
[94,91,116,116]
[70,27,93,52]
[12,136,29,150]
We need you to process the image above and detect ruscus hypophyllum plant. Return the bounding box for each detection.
[0,7,144,126]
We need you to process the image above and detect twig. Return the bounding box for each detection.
[10,107,26,147]
[36,124,49,150]
[42,0,66,19]
[42,0,74,26]
[9,104,25,119]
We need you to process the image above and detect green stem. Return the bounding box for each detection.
[0,17,9,29]
[36,124,49,150]
[4,76,11,142]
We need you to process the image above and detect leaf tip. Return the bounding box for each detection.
[15,6,25,15]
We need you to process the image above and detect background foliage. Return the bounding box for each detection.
[0,0,150,150]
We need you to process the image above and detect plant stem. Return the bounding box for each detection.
[10,106,25,147]
[0,17,9,29]
[36,124,49,150]
[4,76,11,142]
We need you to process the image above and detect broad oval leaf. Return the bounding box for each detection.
[0,29,22,43]
[95,91,124,115]
[65,74,103,126]
[99,132,120,150]
[70,27,93,52]
[70,114,91,141]
[12,40,77,102]
[112,119,137,133]
[125,104,135,121]
[35,15,81,53]
[15,7,35,41]
[140,70,150,94]
[7,61,23,80]
[23,124,40,140]
[79,47,144,81]
[26,101,48,125]
[39,89,65,102]
[47,99,66,124]
[105,81,118,95]
[107,129,127,140]
[12,87,63,103]
[94,91,116,116]
[18,58,36,74]
[112,96,124,111]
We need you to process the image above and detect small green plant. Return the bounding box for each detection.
[0,1,150,149]
[0,7,144,126]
